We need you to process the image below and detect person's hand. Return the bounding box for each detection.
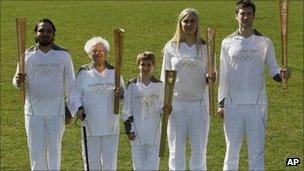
[217,108,224,119]
[15,73,26,87]
[127,132,135,140]
[65,116,73,125]
[162,105,173,115]
[207,72,216,83]
[280,68,291,80]
[65,106,73,125]
[76,108,86,121]
[65,115,72,125]
[113,86,123,99]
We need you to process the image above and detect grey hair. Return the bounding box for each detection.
[84,36,110,55]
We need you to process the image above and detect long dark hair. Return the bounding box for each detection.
[34,18,56,43]
[34,18,56,32]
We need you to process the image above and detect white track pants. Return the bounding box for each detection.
[168,100,209,170]
[25,114,64,171]
[223,104,267,170]
[131,144,159,170]
[82,134,119,170]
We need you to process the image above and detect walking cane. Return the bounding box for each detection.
[82,124,89,171]
[75,112,89,170]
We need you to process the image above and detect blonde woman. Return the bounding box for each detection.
[161,8,216,170]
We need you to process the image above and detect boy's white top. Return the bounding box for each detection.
[218,30,280,105]
[13,45,75,116]
[161,41,208,102]
[122,77,164,145]
[69,66,125,136]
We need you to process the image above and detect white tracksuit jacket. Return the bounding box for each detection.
[218,30,281,171]
[69,64,125,136]
[122,76,164,170]
[161,41,210,170]
[69,63,125,170]
[12,44,75,171]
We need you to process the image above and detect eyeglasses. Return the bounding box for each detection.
[91,48,105,55]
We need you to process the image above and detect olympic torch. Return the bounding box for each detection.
[114,28,125,114]
[159,70,177,158]
[16,18,27,105]
[279,0,288,89]
[206,27,216,115]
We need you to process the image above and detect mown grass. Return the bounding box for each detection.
[1,1,303,170]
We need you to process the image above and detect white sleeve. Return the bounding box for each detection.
[265,39,280,77]
[202,45,208,74]
[218,42,229,104]
[64,53,76,98]
[158,83,165,114]
[120,76,126,102]
[121,84,132,121]
[12,64,19,88]
[68,70,85,116]
[160,43,172,82]
[202,44,217,75]
[202,45,209,87]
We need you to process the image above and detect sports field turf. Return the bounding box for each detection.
[1,1,303,170]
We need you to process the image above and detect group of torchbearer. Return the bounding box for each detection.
[13,0,291,170]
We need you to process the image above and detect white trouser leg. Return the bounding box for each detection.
[168,103,187,170]
[83,136,102,170]
[45,114,64,170]
[145,145,160,170]
[100,134,119,170]
[245,105,266,170]
[25,115,47,171]
[223,105,245,171]
[188,104,209,170]
[131,145,145,170]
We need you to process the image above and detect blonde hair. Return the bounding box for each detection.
[169,8,202,54]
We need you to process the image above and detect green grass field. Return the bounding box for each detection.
[1,1,303,170]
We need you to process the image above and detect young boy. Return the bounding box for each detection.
[122,51,171,170]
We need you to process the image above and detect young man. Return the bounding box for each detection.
[122,52,171,170]
[217,0,291,170]
[13,18,75,170]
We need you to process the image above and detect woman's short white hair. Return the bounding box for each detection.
[84,36,110,55]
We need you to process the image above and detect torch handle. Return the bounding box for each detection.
[159,70,177,158]
[279,0,288,90]
[16,18,27,105]
[114,28,125,114]
[206,27,216,114]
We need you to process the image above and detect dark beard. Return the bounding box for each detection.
[36,36,54,46]
[39,41,52,46]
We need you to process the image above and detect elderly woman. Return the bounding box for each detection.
[161,8,216,170]
[69,36,125,170]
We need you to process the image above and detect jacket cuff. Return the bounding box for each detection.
[218,98,225,108]
[272,73,282,82]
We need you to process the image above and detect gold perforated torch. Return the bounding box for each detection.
[206,27,216,115]
[114,28,125,114]
[279,0,289,89]
[159,70,177,158]
[16,18,27,105]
